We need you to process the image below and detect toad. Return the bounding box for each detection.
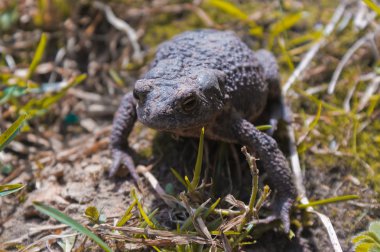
[110,29,297,232]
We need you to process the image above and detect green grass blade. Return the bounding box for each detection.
[20,74,87,117]
[270,12,304,37]
[190,127,204,189]
[278,38,295,70]
[116,199,137,227]
[150,243,161,252]
[176,245,186,252]
[208,0,248,20]
[297,194,359,209]
[256,125,272,131]
[352,118,359,154]
[0,86,27,105]
[231,223,254,248]
[33,202,113,252]
[180,205,205,231]
[41,74,87,109]
[288,30,323,47]
[363,0,380,16]
[298,101,322,147]
[27,33,47,80]
[308,101,322,131]
[184,176,194,191]
[0,113,29,151]
[210,230,240,235]
[109,69,124,87]
[146,209,160,228]
[294,87,354,117]
[131,189,155,228]
[170,168,187,188]
[207,0,262,36]
[367,95,380,117]
[0,183,25,197]
[203,198,220,219]
[269,12,304,48]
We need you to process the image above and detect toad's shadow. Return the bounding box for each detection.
[146,121,316,252]
[149,115,291,203]
[148,127,315,251]
[151,131,252,201]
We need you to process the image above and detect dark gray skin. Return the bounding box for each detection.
[110,29,297,232]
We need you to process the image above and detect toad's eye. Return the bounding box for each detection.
[181,94,198,113]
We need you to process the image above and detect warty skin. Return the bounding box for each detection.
[110,29,297,232]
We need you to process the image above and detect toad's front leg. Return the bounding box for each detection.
[213,116,297,233]
[110,92,139,181]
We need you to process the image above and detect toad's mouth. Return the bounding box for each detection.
[137,109,207,133]
[136,106,182,131]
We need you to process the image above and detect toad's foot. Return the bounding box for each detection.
[212,116,297,233]
[110,148,139,183]
[110,91,138,181]
[275,195,295,233]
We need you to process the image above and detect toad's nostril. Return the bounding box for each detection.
[133,89,149,103]
[133,89,143,101]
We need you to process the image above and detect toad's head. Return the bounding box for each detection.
[133,66,226,131]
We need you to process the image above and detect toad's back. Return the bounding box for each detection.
[149,29,274,120]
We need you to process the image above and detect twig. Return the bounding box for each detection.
[239,146,259,231]
[255,185,270,213]
[5,54,16,70]
[192,6,215,27]
[94,1,143,63]
[282,4,349,251]
[0,166,25,184]
[285,103,344,251]
[283,106,308,203]
[18,233,78,252]
[213,208,243,216]
[283,1,347,94]
[305,84,328,95]
[48,47,66,83]
[99,225,217,246]
[343,78,359,112]
[311,211,343,252]
[358,76,380,111]
[328,32,373,94]
[241,146,259,212]
[28,224,68,236]
[353,0,377,30]
[56,136,109,162]
[138,165,178,208]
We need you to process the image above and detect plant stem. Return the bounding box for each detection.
[238,146,259,231]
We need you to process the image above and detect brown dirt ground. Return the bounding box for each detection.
[0,117,378,251]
